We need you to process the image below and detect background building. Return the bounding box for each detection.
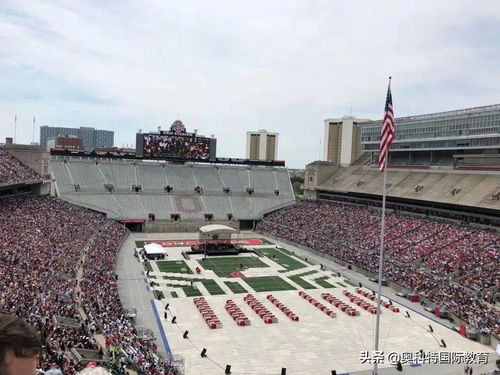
[40,126,114,152]
[47,136,84,151]
[246,129,279,161]
[323,117,369,166]
[359,103,500,167]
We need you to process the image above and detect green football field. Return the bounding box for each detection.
[257,247,307,271]
[156,260,193,274]
[143,239,358,298]
[242,276,297,292]
[197,255,268,277]
[224,281,248,293]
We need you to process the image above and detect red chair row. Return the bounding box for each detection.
[355,288,376,301]
[243,294,278,324]
[298,291,336,318]
[355,289,400,313]
[321,293,359,316]
[343,290,378,315]
[225,300,251,326]
[382,300,400,313]
[193,297,222,329]
[266,295,299,322]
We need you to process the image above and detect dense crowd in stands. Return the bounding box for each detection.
[82,223,177,374]
[0,149,40,185]
[0,195,178,374]
[462,262,500,292]
[256,201,500,336]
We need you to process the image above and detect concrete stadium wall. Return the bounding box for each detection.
[4,145,50,177]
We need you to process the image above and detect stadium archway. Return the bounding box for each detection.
[119,219,145,232]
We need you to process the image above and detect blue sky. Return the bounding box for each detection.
[1,0,499,168]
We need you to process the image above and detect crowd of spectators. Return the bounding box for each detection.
[462,262,500,291]
[82,223,177,374]
[256,200,500,336]
[0,195,178,374]
[0,149,40,185]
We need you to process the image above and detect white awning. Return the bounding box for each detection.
[199,224,238,235]
[144,243,165,255]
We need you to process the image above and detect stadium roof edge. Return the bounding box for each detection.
[358,103,500,127]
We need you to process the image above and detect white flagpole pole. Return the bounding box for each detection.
[373,156,388,375]
[14,114,17,144]
[32,116,35,143]
[373,76,391,375]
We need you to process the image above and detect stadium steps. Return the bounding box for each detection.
[140,195,175,220]
[51,161,75,193]
[385,172,420,196]
[99,163,136,191]
[402,172,447,199]
[437,174,489,205]
[136,164,166,191]
[333,173,361,191]
[414,173,465,202]
[190,168,209,213]
[193,166,225,191]
[352,152,371,166]
[52,160,295,219]
[323,166,356,187]
[468,175,500,205]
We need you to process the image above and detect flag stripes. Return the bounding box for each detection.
[378,81,395,171]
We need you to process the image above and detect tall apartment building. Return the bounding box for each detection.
[40,126,113,152]
[323,117,370,166]
[246,129,279,161]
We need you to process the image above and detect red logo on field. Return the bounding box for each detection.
[231,272,245,278]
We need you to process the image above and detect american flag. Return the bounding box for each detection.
[378,80,395,171]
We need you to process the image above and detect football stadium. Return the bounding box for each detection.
[0,105,499,375]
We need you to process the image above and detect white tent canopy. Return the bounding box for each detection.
[198,224,238,235]
[144,243,165,255]
[198,224,239,241]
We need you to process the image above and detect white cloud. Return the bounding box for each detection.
[0,0,499,167]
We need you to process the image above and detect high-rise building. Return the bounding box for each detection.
[246,129,279,161]
[40,126,113,151]
[323,117,370,166]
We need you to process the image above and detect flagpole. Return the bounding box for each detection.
[373,76,392,375]
[32,116,36,144]
[373,152,388,375]
[14,114,17,144]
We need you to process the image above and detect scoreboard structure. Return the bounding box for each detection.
[136,120,217,161]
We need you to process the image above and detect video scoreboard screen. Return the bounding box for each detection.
[136,120,217,161]
[138,133,215,160]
